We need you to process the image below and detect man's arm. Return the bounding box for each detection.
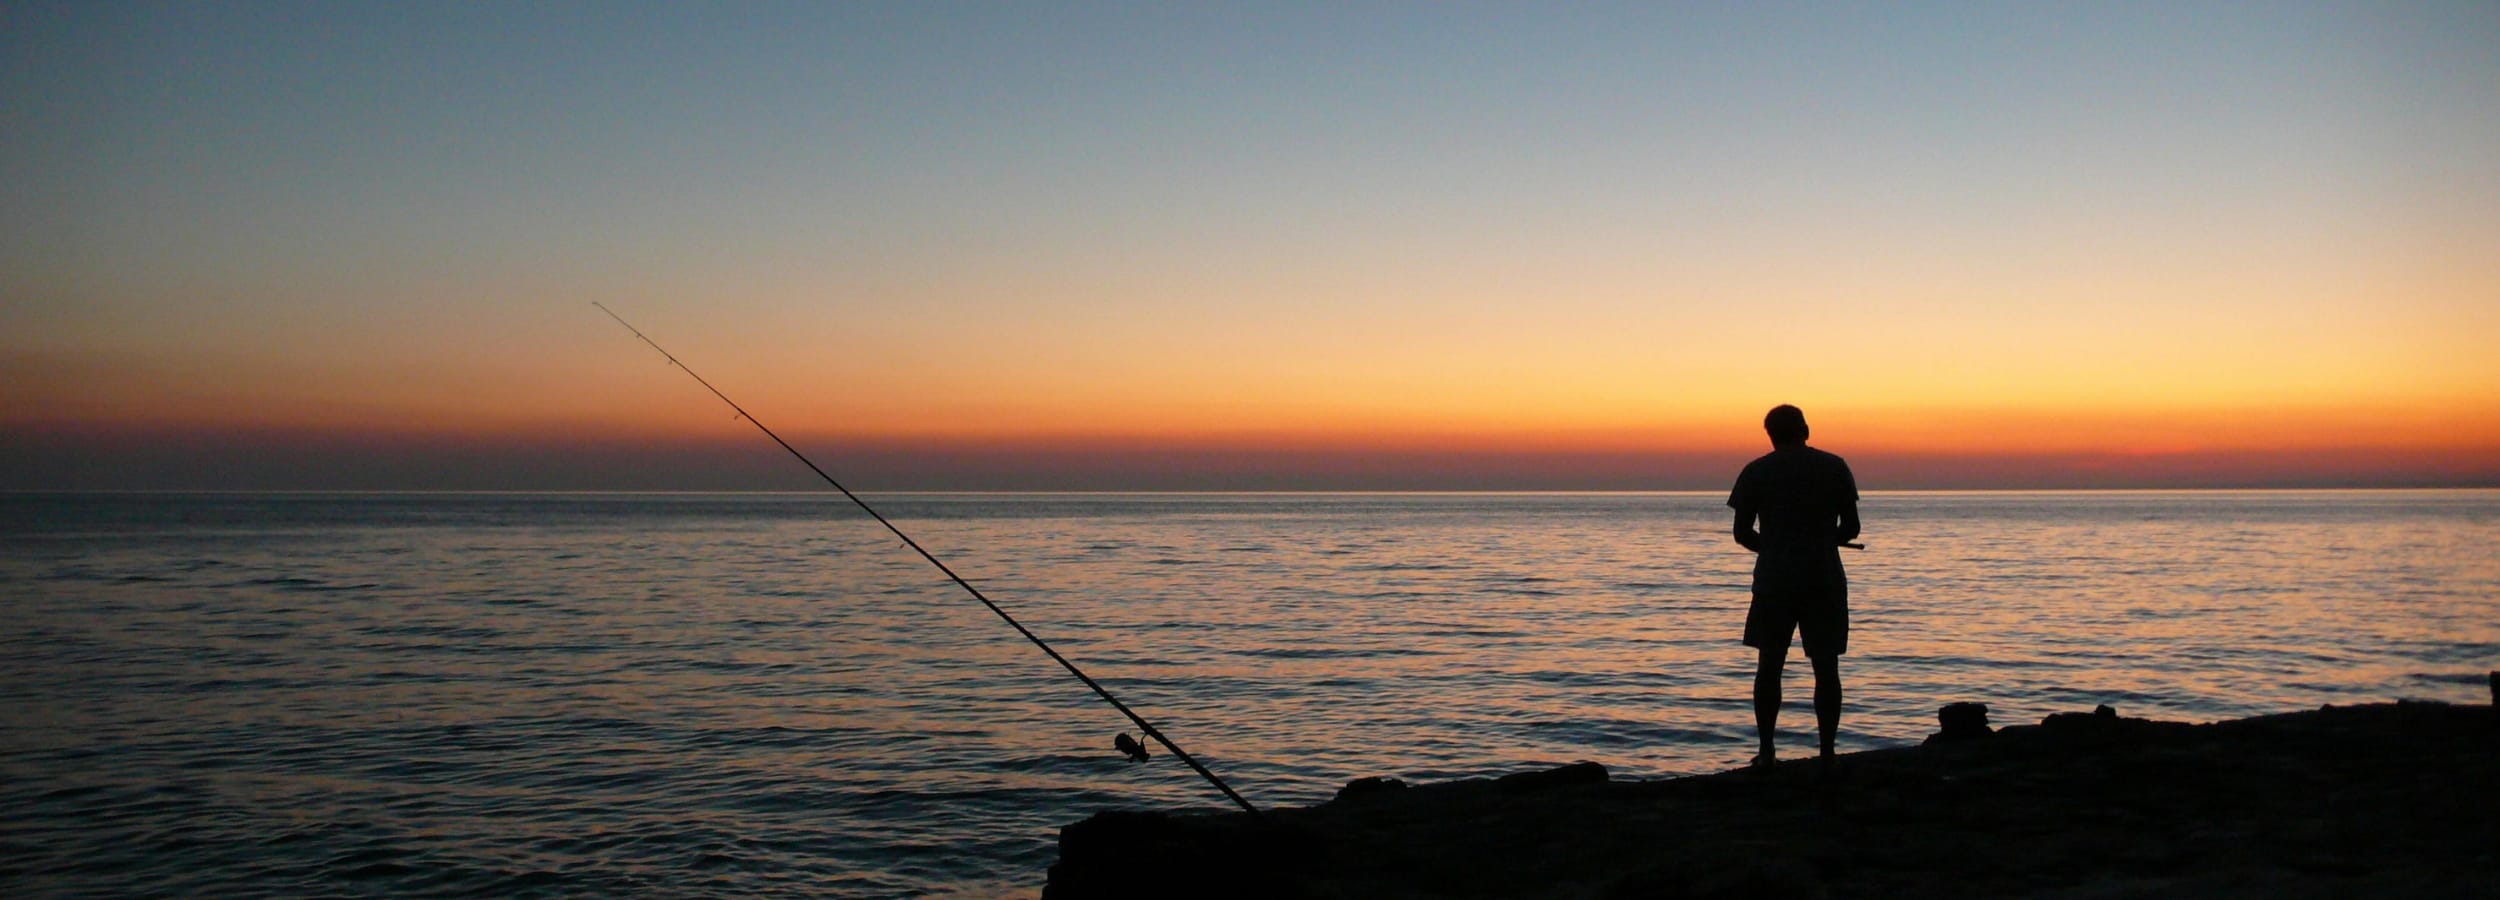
[1837,503,1860,546]
[1733,506,1762,553]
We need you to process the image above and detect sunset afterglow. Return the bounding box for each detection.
[6,3,2495,489]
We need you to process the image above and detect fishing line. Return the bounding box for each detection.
[594,303,1261,817]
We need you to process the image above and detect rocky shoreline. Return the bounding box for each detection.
[1045,695,2497,898]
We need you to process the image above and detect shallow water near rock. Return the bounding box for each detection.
[3,491,2495,896]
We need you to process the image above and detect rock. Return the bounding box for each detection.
[1045,810,1320,899]
[2043,708,2119,731]
[1925,701,1994,744]
[1495,761,1608,793]
[1054,810,1175,863]
[1046,702,2499,899]
[1605,857,1830,900]
[2036,704,2192,742]
[1331,775,1407,804]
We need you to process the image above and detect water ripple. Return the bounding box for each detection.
[3,490,2495,897]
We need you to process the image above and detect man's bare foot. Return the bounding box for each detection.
[1750,750,1776,771]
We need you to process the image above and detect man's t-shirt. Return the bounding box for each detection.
[1728,445,1858,597]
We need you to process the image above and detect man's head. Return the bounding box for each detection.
[1764,404,1808,448]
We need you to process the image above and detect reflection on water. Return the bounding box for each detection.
[3,491,2495,896]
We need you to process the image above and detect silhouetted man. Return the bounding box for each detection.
[1729,404,1858,767]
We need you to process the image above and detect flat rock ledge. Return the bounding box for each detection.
[1045,700,2498,899]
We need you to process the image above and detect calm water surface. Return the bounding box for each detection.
[4,491,2496,896]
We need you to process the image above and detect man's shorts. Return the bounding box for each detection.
[1743,584,1848,658]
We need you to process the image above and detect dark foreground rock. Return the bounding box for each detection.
[1045,701,2497,898]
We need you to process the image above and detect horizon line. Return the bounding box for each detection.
[9,486,2498,496]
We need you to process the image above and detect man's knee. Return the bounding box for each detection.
[1756,648,1787,674]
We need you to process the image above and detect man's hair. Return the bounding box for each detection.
[1764,404,1809,446]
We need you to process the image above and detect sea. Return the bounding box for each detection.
[4,491,2496,897]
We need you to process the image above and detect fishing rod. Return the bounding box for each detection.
[593,303,1262,818]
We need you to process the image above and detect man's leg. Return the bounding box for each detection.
[1809,653,1841,759]
[1753,646,1785,765]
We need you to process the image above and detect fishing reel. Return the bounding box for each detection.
[1114,733,1150,763]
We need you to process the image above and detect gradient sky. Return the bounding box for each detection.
[5,2,2497,489]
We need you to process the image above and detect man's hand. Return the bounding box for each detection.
[1733,508,1762,552]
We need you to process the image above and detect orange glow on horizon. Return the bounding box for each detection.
[9,264,2495,486]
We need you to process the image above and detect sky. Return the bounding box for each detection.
[4,1,2497,490]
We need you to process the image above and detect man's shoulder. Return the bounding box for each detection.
[1738,446,1854,482]
[1729,453,1774,506]
[1754,446,1854,482]
[1755,446,1848,466]
[1734,451,1785,484]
